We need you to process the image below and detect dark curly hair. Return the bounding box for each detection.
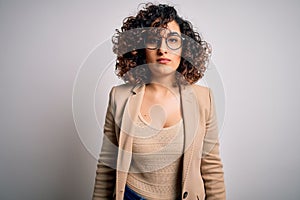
[112,3,212,85]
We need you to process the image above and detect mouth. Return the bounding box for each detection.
[157,58,171,64]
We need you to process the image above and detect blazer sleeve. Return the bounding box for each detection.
[200,88,226,199]
[93,87,118,200]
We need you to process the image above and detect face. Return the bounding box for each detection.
[145,20,182,78]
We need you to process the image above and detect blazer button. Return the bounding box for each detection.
[183,191,188,199]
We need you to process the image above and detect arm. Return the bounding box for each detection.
[201,88,226,199]
[93,87,118,200]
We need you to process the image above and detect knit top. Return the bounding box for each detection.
[126,112,184,200]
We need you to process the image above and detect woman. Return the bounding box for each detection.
[93,3,225,200]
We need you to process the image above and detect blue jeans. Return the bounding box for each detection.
[124,185,181,200]
[124,185,146,200]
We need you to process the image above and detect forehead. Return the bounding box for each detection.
[146,21,181,38]
[149,20,181,34]
[165,20,181,33]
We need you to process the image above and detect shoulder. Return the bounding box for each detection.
[108,83,137,105]
[110,83,135,95]
[188,84,214,107]
[186,84,211,100]
[113,83,135,90]
[191,84,210,95]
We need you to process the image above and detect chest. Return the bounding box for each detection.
[139,93,182,129]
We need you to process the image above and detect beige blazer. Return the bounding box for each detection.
[93,83,226,200]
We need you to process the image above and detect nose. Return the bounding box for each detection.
[157,38,168,54]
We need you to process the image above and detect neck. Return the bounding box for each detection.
[147,76,179,96]
[149,74,177,89]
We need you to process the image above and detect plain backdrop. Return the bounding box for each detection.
[1,0,300,199]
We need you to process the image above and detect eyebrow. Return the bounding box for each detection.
[168,31,181,36]
[145,30,181,37]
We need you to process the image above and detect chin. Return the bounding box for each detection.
[150,66,176,76]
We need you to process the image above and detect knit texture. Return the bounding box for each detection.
[126,114,184,200]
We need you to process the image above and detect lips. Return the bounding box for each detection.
[157,58,171,64]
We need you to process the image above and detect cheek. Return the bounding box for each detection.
[175,54,181,63]
[172,50,182,64]
[145,50,155,62]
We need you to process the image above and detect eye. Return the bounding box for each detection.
[146,37,160,44]
[168,37,179,43]
[167,36,180,44]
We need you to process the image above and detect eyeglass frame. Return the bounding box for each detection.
[143,31,185,51]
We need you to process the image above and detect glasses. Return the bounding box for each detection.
[144,32,184,50]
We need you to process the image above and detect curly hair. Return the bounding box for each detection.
[112,3,212,85]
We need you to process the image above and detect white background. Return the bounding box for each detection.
[1,0,299,199]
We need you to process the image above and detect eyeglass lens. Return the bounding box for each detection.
[145,32,183,50]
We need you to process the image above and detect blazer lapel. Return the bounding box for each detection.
[119,84,145,139]
[116,84,145,199]
[179,84,200,184]
[117,83,145,169]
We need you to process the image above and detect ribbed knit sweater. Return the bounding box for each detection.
[126,113,184,200]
